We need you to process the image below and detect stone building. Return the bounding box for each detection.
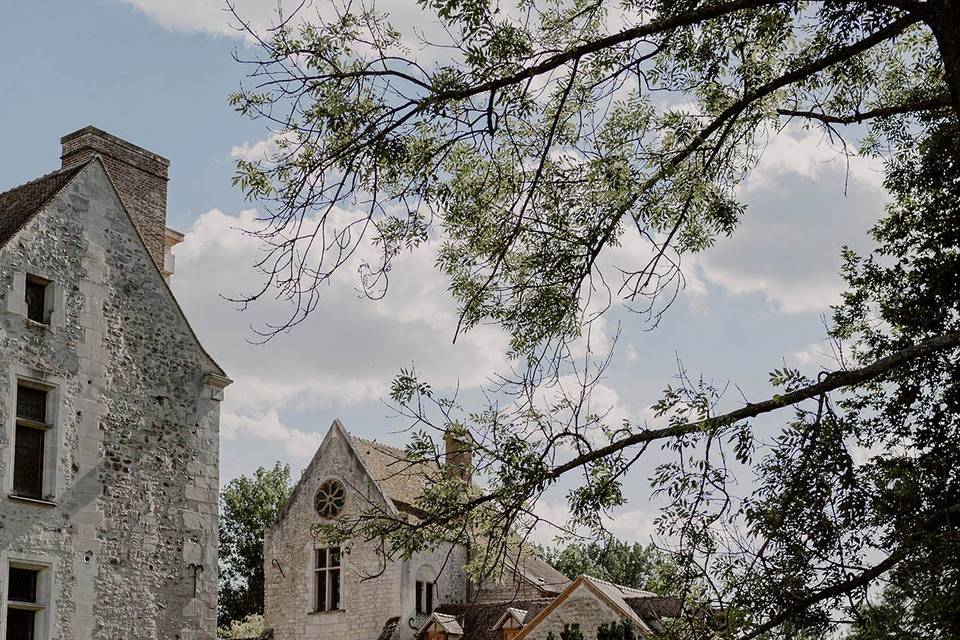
[0,127,229,640]
[262,421,680,640]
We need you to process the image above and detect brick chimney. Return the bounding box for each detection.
[444,427,473,484]
[61,126,175,273]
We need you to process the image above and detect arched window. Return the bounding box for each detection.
[415,564,437,614]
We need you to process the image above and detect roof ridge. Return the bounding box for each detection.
[581,574,656,596]
[349,433,412,457]
[451,597,555,608]
[0,163,85,199]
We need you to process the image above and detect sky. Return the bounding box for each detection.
[0,1,890,545]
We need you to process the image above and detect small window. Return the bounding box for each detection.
[7,567,38,603]
[416,580,435,614]
[12,383,51,500]
[5,565,45,640]
[314,547,342,612]
[24,276,50,325]
[16,385,47,424]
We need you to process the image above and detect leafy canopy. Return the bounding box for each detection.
[219,462,292,628]
[229,1,960,638]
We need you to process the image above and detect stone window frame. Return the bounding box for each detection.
[0,551,58,640]
[313,477,347,520]
[415,564,438,615]
[5,368,64,505]
[311,545,344,614]
[6,270,65,330]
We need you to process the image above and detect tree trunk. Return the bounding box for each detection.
[931,0,960,115]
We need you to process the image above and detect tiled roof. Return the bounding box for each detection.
[581,575,657,632]
[623,596,684,620]
[349,435,440,508]
[0,164,86,247]
[507,550,572,595]
[433,598,555,640]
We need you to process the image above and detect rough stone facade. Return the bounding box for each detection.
[264,421,471,640]
[0,132,228,640]
[264,421,574,640]
[520,585,620,640]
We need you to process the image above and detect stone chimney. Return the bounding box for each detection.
[61,126,177,275]
[444,427,473,484]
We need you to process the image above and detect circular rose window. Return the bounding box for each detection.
[314,479,346,518]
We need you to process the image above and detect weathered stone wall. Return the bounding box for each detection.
[265,426,406,640]
[523,587,621,640]
[401,543,469,639]
[0,161,224,639]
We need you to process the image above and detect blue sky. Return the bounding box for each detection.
[0,1,889,544]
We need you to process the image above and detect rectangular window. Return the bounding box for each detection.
[5,565,44,640]
[12,383,51,500]
[24,277,49,325]
[416,580,435,614]
[314,547,342,612]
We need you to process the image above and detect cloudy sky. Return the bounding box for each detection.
[0,1,888,544]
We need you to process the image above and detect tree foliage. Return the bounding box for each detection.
[538,539,677,593]
[229,1,960,637]
[219,463,292,628]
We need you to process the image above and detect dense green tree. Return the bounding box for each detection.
[229,1,960,638]
[218,463,292,628]
[538,539,676,593]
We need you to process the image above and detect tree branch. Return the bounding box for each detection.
[406,330,960,531]
[777,95,953,124]
[738,502,960,640]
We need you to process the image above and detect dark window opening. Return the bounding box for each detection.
[8,567,39,603]
[16,384,47,424]
[5,607,35,640]
[314,547,342,612]
[13,425,44,499]
[416,580,435,614]
[24,277,48,324]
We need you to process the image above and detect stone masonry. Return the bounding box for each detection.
[0,129,229,640]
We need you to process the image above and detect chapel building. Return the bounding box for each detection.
[262,420,682,640]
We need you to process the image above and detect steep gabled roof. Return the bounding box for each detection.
[418,612,465,636]
[349,435,440,509]
[503,548,572,595]
[0,164,86,248]
[0,158,228,379]
[492,607,528,630]
[278,419,425,524]
[514,576,661,640]
[433,599,554,640]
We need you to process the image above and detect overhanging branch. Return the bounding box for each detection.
[778,95,953,124]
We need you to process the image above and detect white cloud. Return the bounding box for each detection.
[116,0,447,50]
[789,339,843,370]
[691,125,889,314]
[744,126,886,194]
[172,206,510,429]
[603,508,658,544]
[222,409,323,460]
[115,0,254,38]
[230,132,296,162]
